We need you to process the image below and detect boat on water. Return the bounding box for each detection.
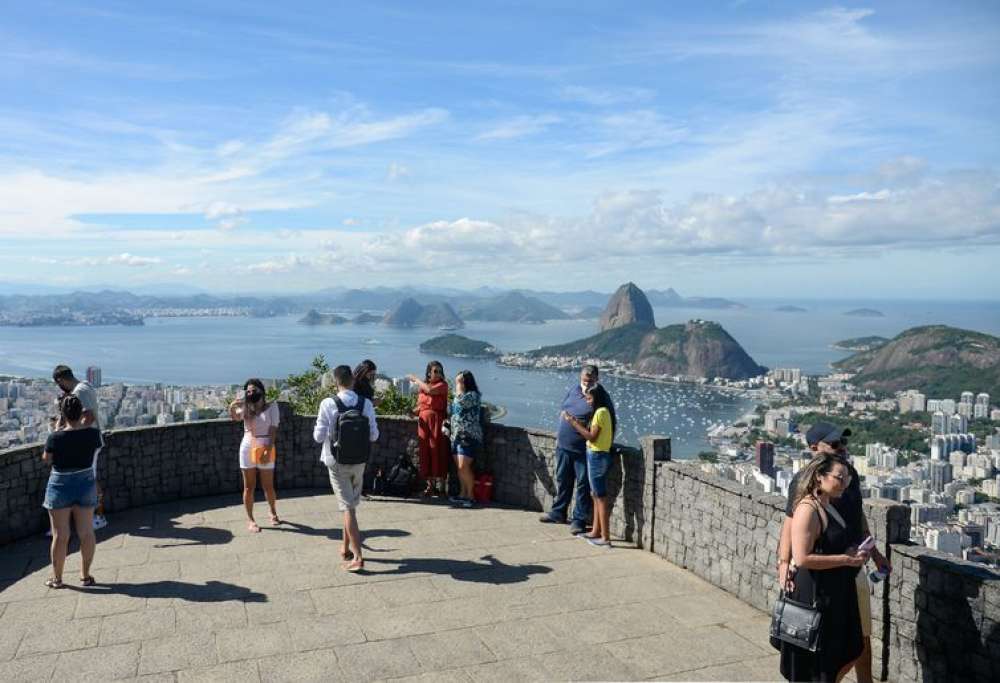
[363,338,380,345]
[438,325,460,332]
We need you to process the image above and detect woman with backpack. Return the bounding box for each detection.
[407,361,449,497]
[229,378,281,533]
[449,370,482,508]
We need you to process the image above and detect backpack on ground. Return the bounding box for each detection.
[332,395,371,465]
[383,453,418,497]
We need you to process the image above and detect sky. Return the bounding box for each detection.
[1,1,999,298]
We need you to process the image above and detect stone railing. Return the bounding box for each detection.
[1,410,996,681]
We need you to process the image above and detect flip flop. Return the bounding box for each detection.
[269,514,282,526]
[80,576,96,587]
[44,578,64,589]
[342,558,364,573]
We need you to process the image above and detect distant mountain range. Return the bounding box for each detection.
[1,285,745,327]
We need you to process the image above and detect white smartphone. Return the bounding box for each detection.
[858,535,876,552]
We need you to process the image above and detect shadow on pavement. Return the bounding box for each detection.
[364,553,552,583]
[69,579,267,603]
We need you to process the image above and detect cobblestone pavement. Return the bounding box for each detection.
[0,491,779,682]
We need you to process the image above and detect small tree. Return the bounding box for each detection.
[284,355,335,416]
[376,385,417,416]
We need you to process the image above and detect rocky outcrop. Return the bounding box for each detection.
[383,298,464,328]
[299,309,347,325]
[460,291,569,323]
[599,282,655,331]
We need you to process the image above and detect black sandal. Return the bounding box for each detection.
[80,576,96,587]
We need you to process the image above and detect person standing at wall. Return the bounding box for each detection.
[449,370,482,508]
[229,378,281,533]
[314,365,379,572]
[779,452,867,681]
[540,365,616,535]
[353,359,381,408]
[41,395,102,588]
[52,364,107,531]
[561,385,615,546]
[777,423,891,683]
[408,361,449,497]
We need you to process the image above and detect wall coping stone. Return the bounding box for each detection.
[892,542,1000,579]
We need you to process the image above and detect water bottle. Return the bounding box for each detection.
[869,566,889,583]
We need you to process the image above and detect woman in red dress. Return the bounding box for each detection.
[408,361,449,496]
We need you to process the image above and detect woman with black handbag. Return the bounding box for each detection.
[779,453,867,681]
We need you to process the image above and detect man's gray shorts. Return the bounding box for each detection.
[328,462,366,511]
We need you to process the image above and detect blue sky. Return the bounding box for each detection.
[2,1,999,298]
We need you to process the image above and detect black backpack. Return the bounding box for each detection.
[332,395,371,465]
[381,453,418,497]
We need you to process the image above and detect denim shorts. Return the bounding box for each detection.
[43,469,98,510]
[586,449,611,497]
[453,437,479,459]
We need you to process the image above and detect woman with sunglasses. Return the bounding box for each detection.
[408,361,449,497]
[229,378,281,532]
[779,452,867,682]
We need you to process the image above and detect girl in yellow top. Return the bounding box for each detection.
[561,386,615,547]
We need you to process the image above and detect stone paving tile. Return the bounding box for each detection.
[114,560,182,584]
[653,590,764,628]
[659,652,781,681]
[177,659,260,683]
[463,656,548,683]
[18,616,101,657]
[215,623,292,663]
[310,583,385,616]
[0,623,27,661]
[139,633,218,675]
[0,555,31,581]
[405,630,497,671]
[604,623,765,679]
[52,642,140,681]
[472,617,563,659]
[369,576,445,608]
[720,614,780,655]
[0,593,80,625]
[282,614,367,651]
[0,652,59,682]
[75,590,147,619]
[244,589,315,625]
[256,648,342,682]
[100,607,177,646]
[335,638,422,683]
[387,668,472,683]
[535,644,640,682]
[174,600,248,634]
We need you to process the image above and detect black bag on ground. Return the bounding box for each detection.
[383,453,418,497]
[333,395,370,465]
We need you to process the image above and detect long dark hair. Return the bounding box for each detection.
[425,360,444,382]
[457,370,479,394]
[353,359,376,384]
[243,378,268,417]
[590,384,617,434]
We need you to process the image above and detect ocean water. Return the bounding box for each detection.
[1,299,997,457]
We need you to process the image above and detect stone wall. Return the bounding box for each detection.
[881,544,1000,682]
[0,406,652,548]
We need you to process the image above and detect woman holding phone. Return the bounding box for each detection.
[229,378,281,532]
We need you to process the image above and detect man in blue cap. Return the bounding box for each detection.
[777,421,890,683]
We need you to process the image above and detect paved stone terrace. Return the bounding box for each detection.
[0,491,780,682]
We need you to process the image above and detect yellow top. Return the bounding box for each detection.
[587,407,613,452]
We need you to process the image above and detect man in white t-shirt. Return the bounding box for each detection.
[313,365,379,572]
[53,365,107,530]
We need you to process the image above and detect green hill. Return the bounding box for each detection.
[834,325,1000,397]
[526,320,765,380]
[460,291,569,323]
[419,334,499,358]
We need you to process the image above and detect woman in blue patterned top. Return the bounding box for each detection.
[449,370,482,508]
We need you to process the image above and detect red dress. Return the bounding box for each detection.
[417,380,449,479]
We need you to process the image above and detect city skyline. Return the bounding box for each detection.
[2,2,1000,297]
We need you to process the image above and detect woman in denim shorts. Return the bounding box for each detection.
[561,386,615,547]
[42,395,102,588]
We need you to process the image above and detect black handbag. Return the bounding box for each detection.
[770,589,823,652]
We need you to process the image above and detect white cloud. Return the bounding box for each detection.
[386,163,410,182]
[106,253,163,267]
[342,217,361,227]
[558,85,655,106]
[245,254,309,274]
[476,114,560,141]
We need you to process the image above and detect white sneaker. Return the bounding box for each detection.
[92,515,108,531]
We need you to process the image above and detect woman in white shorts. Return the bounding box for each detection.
[229,378,281,533]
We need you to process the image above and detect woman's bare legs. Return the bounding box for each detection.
[48,508,72,583]
[586,495,609,541]
[258,468,280,524]
[457,456,475,499]
[242,468,260,532]
[73,505,96,580]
